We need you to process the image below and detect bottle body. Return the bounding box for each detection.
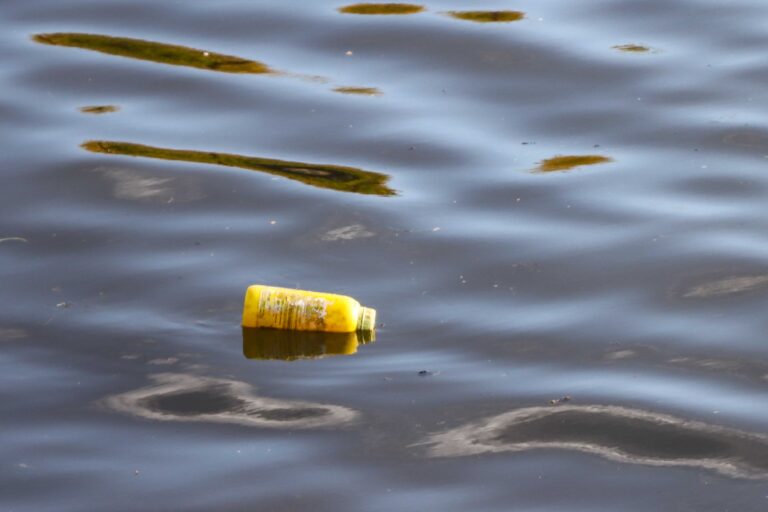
[242,285,376,333]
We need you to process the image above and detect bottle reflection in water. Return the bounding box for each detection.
[242,328,375,361]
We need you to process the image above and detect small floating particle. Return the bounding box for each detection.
[56,302,70,309]
[548,395,572,406]
[345,50,354,56]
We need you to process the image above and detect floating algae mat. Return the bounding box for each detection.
[535,155,612,173]
[82,141,396,196]
[447,11,525,23]
[33,33,272,74]
[338,3,424,15]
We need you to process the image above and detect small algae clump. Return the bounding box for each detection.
[79,105,119,114]
[536,155,612,173]
[82,141,396,196]
[447,11,525,23]
[613,44,652,53]
[339,3,424,15]
[333,86,382,96]
[33,33,272,74]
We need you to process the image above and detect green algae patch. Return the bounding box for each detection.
[338,3,424,15]
[333,86,382,96]
[447,11,525,23]
[535,155,613,173]
[33,33,272,74]
[613,44,652,53]
[82,141,396,197]
[79,105,119,114]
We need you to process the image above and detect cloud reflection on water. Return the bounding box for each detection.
[105,373,359,428]
[422,404,768,479]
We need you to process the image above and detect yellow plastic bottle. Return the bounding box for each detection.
[241,285,376,333]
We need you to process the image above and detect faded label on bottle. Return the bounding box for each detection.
[256,288,330,331]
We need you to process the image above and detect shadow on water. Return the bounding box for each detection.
[33,33,273,74]
[242,327,374,361]
[82,141,396,196]
[79,105,119,114]
[338,3,424,15]
[446,11,525,23]
[422,405,768,479]
[105,373,358,428]
[535,155,613,173]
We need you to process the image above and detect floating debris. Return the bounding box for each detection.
[321,224,375,241]
[535,155,612,173]
[422,404,768,479]
[82,141,396,196]
[33,33,272,74]
[0,328,28,341]
[79,105,119,114]
[447,11,525,23]
[338,3,424,15]
[722,131,768,150]
[93,167,203,203]
[105,373,358,428]
[147,357,179,366]
[242,284,377,332]
[333,86,383,96]
[680,274,768,299]
[548,395,572,405]
[243,328,373,361]
[613,44,652,53]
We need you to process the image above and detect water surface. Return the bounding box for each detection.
[4,0,768,510]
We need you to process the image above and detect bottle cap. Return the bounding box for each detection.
[357,307,376,331]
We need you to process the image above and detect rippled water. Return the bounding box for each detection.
[4,0,768,510]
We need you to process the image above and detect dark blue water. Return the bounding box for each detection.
[3,0,768,510]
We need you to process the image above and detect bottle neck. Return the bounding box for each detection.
[356,307,376,331]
